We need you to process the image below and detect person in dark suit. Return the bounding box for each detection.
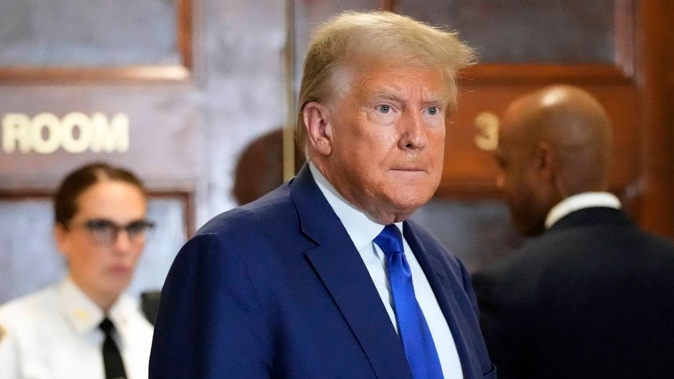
[150,10,495,379]
[471,84,674,378]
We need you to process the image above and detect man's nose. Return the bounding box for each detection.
[399,111,428,150]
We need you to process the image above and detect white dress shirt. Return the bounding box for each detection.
[545,192,622,229]
[0,276,154,379]
[310,163,463,378]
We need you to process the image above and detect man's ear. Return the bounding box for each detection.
[535,141,556,181]
[302,102,333,156]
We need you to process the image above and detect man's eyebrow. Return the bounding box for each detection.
[424,97,450,107]
[361,85,450,105]
[368,88,404,101]
[421,90,451,105]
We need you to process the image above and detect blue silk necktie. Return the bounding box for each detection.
[374,224,444,379]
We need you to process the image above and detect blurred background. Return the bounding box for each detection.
[1,0,672,304]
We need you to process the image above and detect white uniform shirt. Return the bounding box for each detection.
[310,163,464,378]
[0,276,154,379]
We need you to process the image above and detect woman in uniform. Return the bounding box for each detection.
[0,162,155,379]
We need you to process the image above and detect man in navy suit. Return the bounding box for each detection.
[472,85,674,378]
[150,10,495,378]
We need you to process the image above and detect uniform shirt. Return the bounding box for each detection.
[0,276,153,379]
[310,163,464,378]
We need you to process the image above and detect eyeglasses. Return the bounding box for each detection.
[71,218,155,245]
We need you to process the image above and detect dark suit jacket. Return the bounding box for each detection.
[472,207,674,379]
[150,165,495,378]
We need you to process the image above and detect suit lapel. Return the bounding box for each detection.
[290,165,412,378]
[403,221,483,379]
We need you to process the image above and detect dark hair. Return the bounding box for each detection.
[54,162,146,225]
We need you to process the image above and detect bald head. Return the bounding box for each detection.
[495,85,613,236]
[506,85,612,193]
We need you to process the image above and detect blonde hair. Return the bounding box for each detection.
[295,10,476,152]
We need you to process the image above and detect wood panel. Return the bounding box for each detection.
[638,0,674,239]
[396,0,619,64]
[0,0,193,83]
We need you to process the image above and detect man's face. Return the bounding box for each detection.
[55,180,148,304]
[494,107,548,237]
[320,64,449,224]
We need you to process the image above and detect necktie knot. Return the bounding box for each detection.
[374,224,404,258]
[99,317,115,335]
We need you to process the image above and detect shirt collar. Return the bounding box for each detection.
[58,276,104,335]
[309,162,401,249]
[58,276,136,336]
[545,192,622,229]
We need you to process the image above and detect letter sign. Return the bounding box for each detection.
[1,112,130,154]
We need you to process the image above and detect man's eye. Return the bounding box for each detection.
[427,106,439,116]
[376,104,391,113]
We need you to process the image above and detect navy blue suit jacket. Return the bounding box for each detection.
[150,165,495,378]
[473,207,674,379]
